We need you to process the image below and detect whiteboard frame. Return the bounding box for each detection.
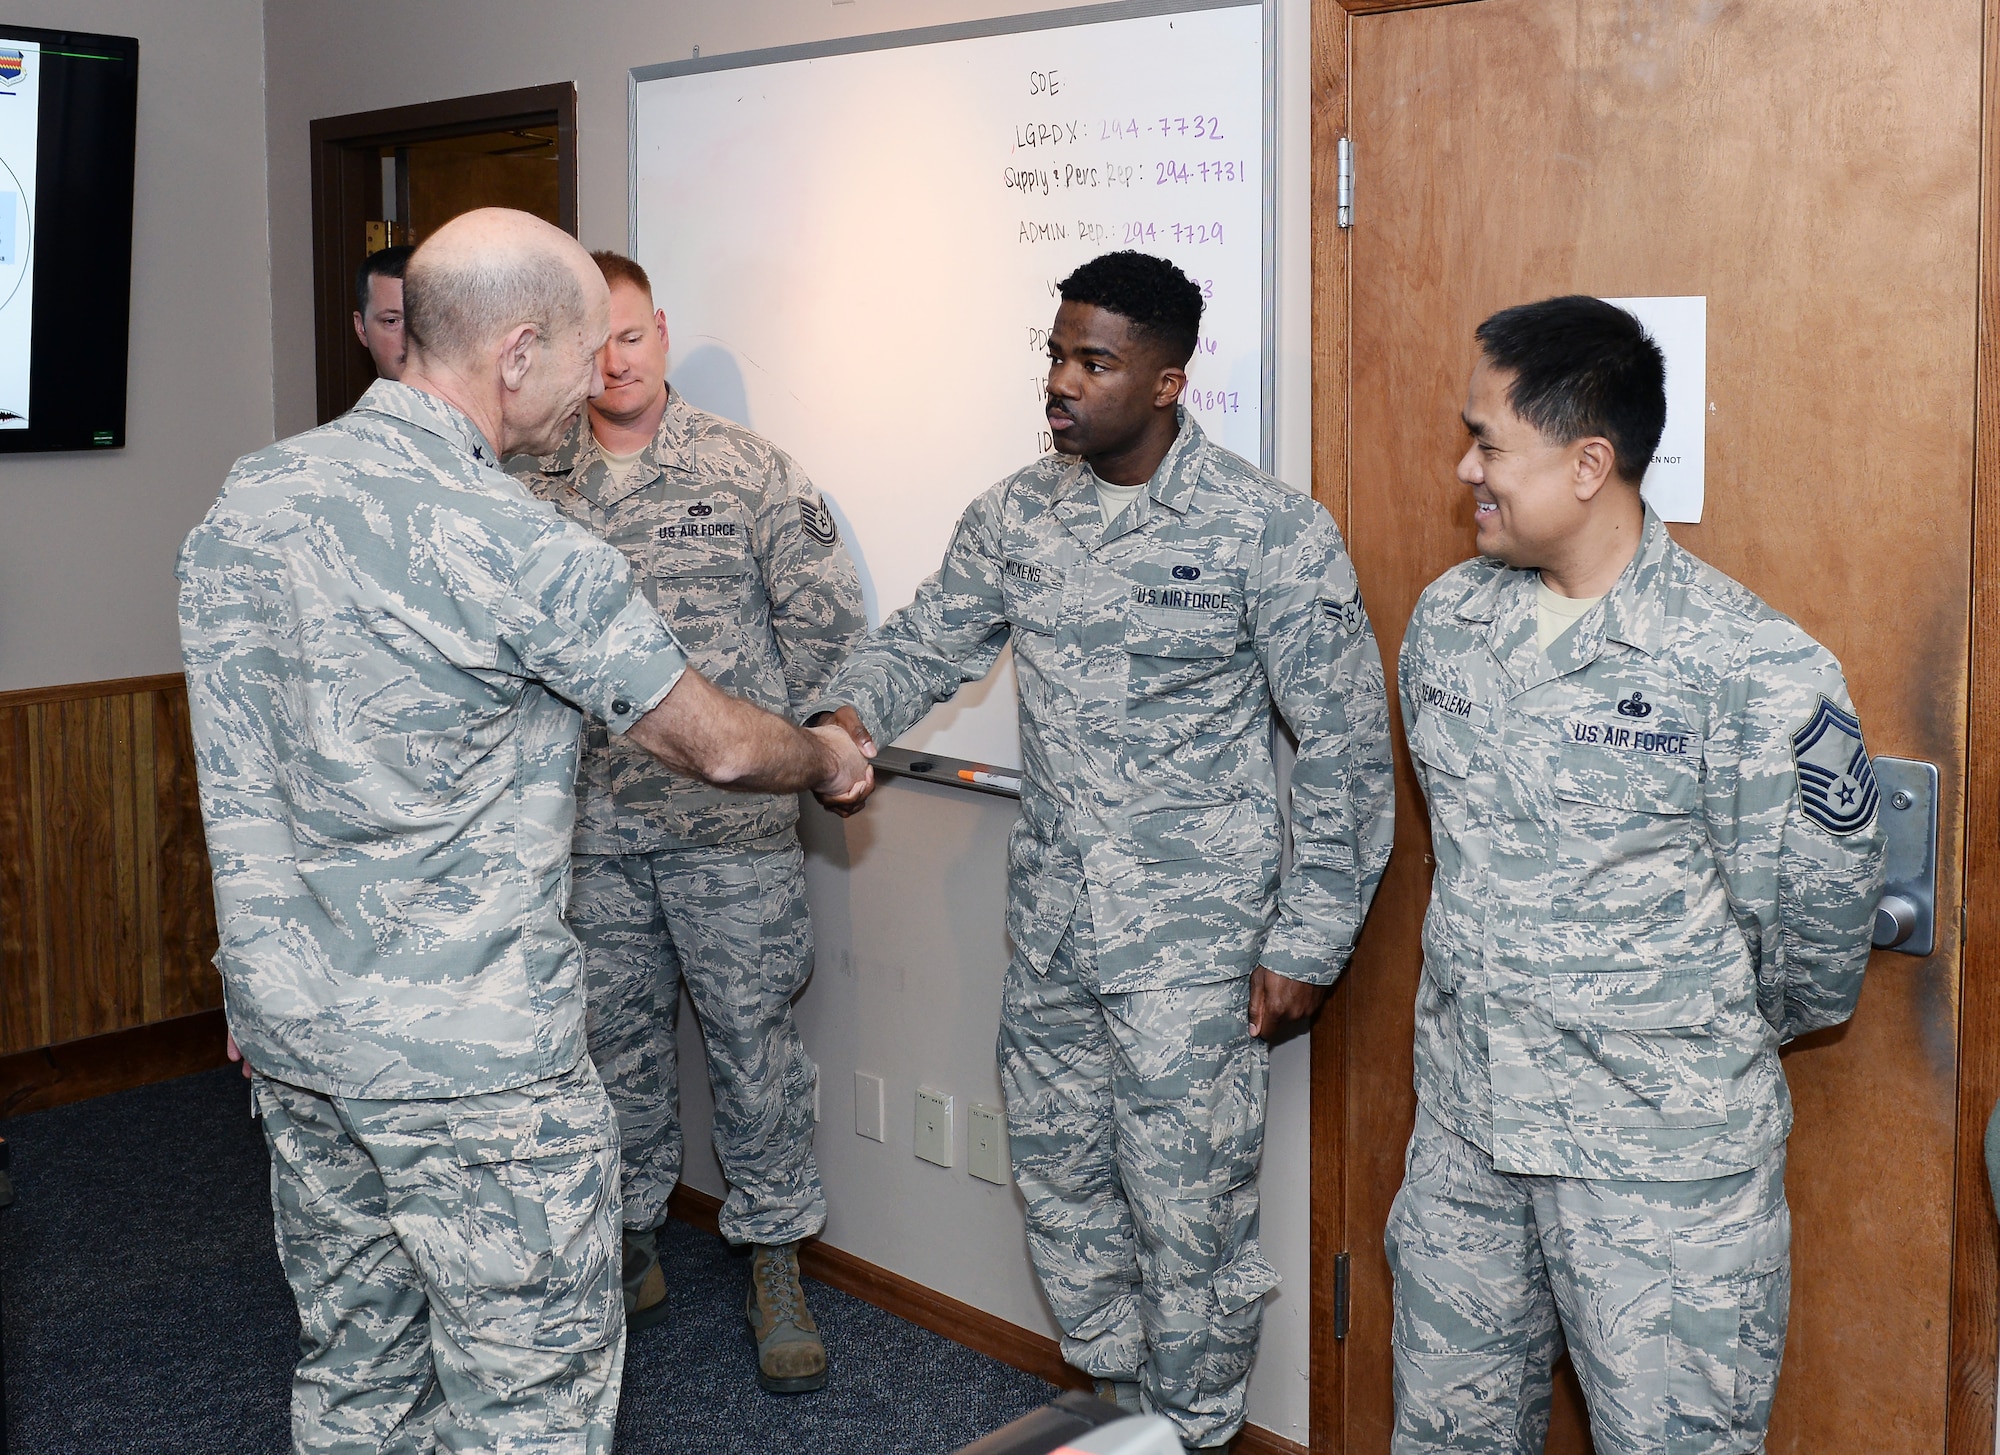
[626,0,1278,471]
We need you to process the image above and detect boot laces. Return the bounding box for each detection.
[756,1247,803,1326]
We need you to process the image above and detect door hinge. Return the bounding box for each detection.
[1336,137,1354,229]
[1333,1250,1351,1339]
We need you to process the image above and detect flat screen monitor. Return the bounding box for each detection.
[0,26,136,454]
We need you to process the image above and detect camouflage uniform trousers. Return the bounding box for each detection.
[999,910,1277,1450]
[1387,1105,1791,1455]
[568,835,825,1246]
[250,1056,624,1455]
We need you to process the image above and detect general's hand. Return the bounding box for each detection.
[1248,965,1327,1039]
[226,1030,251,1080]
[810,723,875,816]
[808,706,877,817]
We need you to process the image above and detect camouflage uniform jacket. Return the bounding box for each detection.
[1401,510,1886,1180]
[803,414,1396,993]
[510,391,867,851]
[177,381,690,1100]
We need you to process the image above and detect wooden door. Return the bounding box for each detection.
[1310,0,1983,1449]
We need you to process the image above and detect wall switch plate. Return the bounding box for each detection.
[914,1086,954,1167]
[855,1071,885,1142]
[968,1103,1008,1184]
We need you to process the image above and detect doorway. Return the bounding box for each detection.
[308,84,577,423]
[1307,0,1988,1449]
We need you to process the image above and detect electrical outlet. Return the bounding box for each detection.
[968,1103,1008,1184]
[855,1071,885,1142]
[914,1086,954,1167]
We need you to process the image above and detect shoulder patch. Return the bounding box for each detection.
[1791,696,1878,835]
[799,494,839,547]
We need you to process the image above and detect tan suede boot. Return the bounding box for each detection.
[746,1241,827,1393]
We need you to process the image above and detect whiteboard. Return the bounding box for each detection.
[632,0,1273,771]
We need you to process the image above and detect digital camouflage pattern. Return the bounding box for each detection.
[567,839,823,1245]
[1001,910,1275,1450]
[804,413,1397,992]
[254,1057,625,1454]
[1391,510,1881,1453]
[1387,1107,1789,1455]
[1398,510,1886,1181]
[177,381,689,1101]
[509,390,867,852]
[808,414,1392,1445]
[508,393,857,1248]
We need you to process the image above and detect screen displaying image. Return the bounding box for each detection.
[0,37,42,430]
[0,27,136,454]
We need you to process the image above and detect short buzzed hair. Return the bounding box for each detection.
[1474,296,1667,485]
[354,245,412,313]
[1058,251,1204,366]
[403,245,586,366]
[592,250,652,298]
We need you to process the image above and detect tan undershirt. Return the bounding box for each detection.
[1095,478,1147,522]
[600,443,648,490]
[1536,578,1603,653]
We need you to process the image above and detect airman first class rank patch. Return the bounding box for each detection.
[1791,695,1878,835]
[800,494,839,547]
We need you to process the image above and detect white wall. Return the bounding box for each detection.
[0,0,273,692]
[262,2,1320,1441]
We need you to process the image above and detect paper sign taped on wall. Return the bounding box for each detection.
[1603,295,1705,524]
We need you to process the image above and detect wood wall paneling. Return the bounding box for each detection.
[0,676,219,1063]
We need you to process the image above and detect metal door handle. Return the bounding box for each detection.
[1870,758,1937,956]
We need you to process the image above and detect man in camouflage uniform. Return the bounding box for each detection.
[509,251,866,1393]
[806,252,1395,1449]
[1390,295,1886,1454]
[176,209,871,1454]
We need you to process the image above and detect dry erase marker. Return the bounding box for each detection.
[959,768,1022,791]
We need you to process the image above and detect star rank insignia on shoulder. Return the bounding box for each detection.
[800,494,839,547]
[1791,695,1879,835]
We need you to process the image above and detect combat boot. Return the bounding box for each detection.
[624,1226,669,1333]
[746,1240,827,1393]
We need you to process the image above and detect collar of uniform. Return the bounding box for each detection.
[1050,410,1204,552]
[352,380,500,468]
[1595,508,1675,659]
[591,388,702,510]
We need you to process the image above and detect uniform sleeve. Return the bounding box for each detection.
[498,516,689,737]
[751,450,870,712]
[1251,496,1396,985]
[799,487,1014,747]
[1702,620,1886,1042]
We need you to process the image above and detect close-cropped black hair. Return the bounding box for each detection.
[354,244,414,313]
[1057,251,1204,366]
[1473,296,1666,484]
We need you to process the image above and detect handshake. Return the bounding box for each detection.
[806,704,879,818]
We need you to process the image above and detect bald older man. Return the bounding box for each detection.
[178,209,872,1454]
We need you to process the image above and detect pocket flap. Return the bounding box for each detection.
[1411,708,1477,778]
[1554,740,1699,815]
[1545,969,1718,1031]
[1124,607,1238,659]
[447,1099,617,1166]
[1213,1243,1282,1315]
[1127,800,1262,864]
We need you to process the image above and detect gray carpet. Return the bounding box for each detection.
[0,1066,1056,1453]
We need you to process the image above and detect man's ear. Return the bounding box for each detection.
[497,323,540,392]
[1572,436,1618,502]
[1154,364,1187,411]
[655,309,669,350]
[352,312,368,348]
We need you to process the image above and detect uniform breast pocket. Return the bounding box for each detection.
[646,560,754,625]
[1549,739,1700,922]
[1000,572,1063,636]
[1123,607,1240,715]
[1410,707,1477,780]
